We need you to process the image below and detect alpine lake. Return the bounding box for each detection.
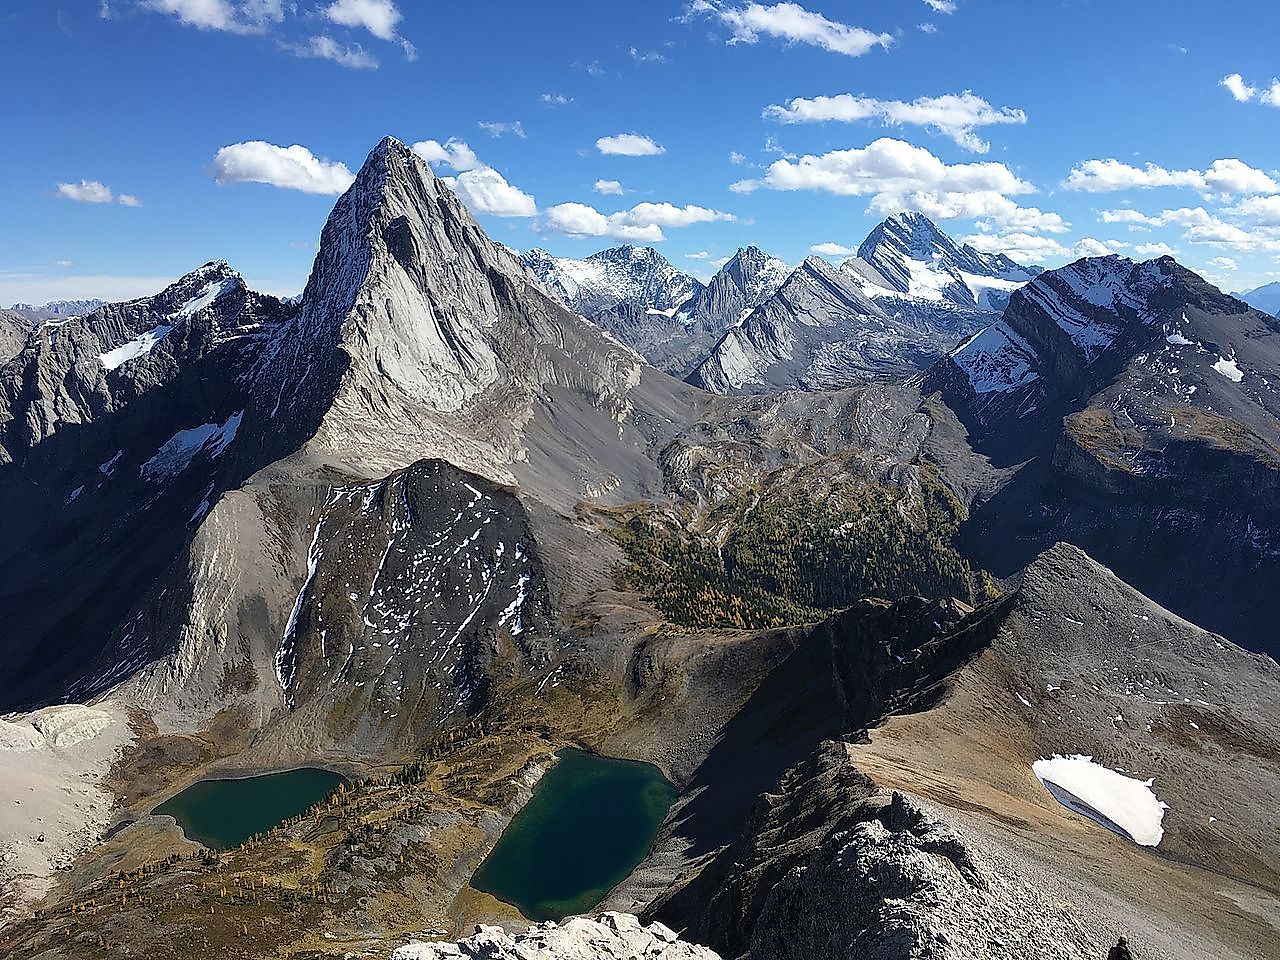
[470,748,678,920]
[152,767,347,850]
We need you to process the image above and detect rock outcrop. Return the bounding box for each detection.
[391,913,720,960]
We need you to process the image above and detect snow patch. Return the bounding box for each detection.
[1033,754,1167,846]
[139,411,242,481]
[1212,356,1244,383]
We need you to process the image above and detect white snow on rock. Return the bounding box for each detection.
[140,410,243,481]
[1032,754,1168,847]
[98,324,175,371]
[96,277,237,372]
[951,321,1039,394]
[1212,356,1244,383]
[391,913,721,960]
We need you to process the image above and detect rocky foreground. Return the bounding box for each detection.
[391,913,720,959]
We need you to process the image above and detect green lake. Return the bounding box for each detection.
[470,748,678,921]
[152,768,346,850]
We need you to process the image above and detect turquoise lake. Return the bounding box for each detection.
[470,748,678,921]
[152,767,346,850]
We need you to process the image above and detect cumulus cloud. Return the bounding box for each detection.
[731,138,1032,198]
[1220,73,1280,106]
[444,167,536,217]
[411,138,482,172]
[118,194,143,207]
[1134,242,1178,257]
[541,200,734,242]
[923,0,957,12]
[963,232,1122,265]
[1095,203,1280,252]
[689,1,892,58]
[324,0,400,39]
[596,133,665,156]
[1063,157,1277,195]
[56,180,115,204]
[410,138,536,217]
[208,141,355,195]
[140,0,284,34]
[811,241,857,256]
[542,203,663,243]
[594,179,624,195]
[1207,256,1238,271]
[540,93,574,107]
[764,91,1026,153]
[285,35,379,69]
[1229,194,1280,226]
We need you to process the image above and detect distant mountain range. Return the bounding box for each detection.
[526,212,1039,392]
[5,298,106,321]
[1236,280,1280,317]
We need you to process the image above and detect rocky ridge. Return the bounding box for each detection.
[391,913,720,960]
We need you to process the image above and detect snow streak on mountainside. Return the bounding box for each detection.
[689,214,1035,395]
[585,245,790,377]
[927,254,1280,654]
[845,212,1038,313]
[520,245,701,318]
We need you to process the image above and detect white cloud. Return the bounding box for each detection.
[763,91,1026,153]
[918,23,938,34]
[596,133,666,156]
[624,202,735,228]
[411,138,482,173]
[1134,242,1178,257]
[285,35,379,69]
[54,260,74,268]
[479,121,526,139]
[690,1,892,58]
[811,241,856,256]
[56,180,115,204]
[1063,157,1277,195]
[1220,73,1280,107]
[1207,256,1238,271]
[1098,208,1161,226]
[1072,238,1127,257]
[541,199,734,243]
[1092,204,1280,253]
[208,141,355,195]
[732,138,1032,198]
[443,168,536,217]
[118,194,143,207]
[1222,73,1256,102]
[542,203,663,243]
[685,251,713,259]
[732,137,1068,239]
[923,0,956,12]
[729,151,748,165]
[324,0,399,40]
[540,93,574,107]
[1229,194,1280,226]
[140,0,283,34]
[410,139,536,218]
[594,179,624,195]
[962,231,1069,264]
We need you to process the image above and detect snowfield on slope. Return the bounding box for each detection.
[1033,754,1168,846]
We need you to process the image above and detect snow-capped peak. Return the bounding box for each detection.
[519,244,701,317]
[842,213,1037,312]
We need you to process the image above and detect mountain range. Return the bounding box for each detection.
[0,137,1277,960]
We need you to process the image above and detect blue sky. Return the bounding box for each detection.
[3,0,1280,303]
